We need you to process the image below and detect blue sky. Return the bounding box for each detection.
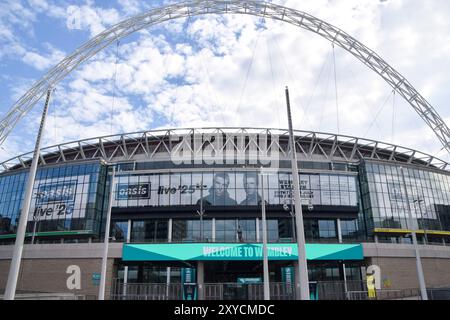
[1,0,450,163]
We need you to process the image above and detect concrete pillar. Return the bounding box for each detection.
[166,219,173,299]
[342,263,348,297]
[293,260,300,300]
[166,267,171,299]
[123,266,129,298]
[127,219,132,243]
[197,261,205,300]
[337,219,343,244]
[212,218,216,242]
[168,218,173,243]
[256,218,260,242]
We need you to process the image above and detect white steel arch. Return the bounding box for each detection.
[1,0,449,153]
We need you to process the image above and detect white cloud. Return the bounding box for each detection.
[65,4,122,36]
[22,45,66,71]
[2,0,450,166]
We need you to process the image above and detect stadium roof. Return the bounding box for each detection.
[1,128,448,174]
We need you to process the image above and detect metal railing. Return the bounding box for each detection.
[111,280,366,300]
[204,283,297,300]
[0,293,97,300]
[427,288,450,300]
[111,281,182,300]
[347,288,421,300]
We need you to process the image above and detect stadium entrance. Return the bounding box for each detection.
[112,243,365,300]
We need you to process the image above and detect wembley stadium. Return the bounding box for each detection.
[0,127,450,300]
[1,0,450,301]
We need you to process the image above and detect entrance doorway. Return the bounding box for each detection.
[203,261,295,300]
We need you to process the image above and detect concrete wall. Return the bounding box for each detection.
[363,243,450,290]
[367,256,450,290]
[0,258,115,298]
[2,242,450,297]
[0,243,123,299]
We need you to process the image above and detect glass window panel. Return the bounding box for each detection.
[320,175,330,190]
[339,175,349,191]
[321,190,331,205]
[310,175,320,190]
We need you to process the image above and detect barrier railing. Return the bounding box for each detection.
[347,288,421,300]
[111,280,366,300]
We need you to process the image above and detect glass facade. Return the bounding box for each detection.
[172,219,213,242]
[112,217,362,244]
[360,161,450,233]
[1,156,450,244]
[112,171,358,208]
[130,219,169,243]
[0,162,106,236]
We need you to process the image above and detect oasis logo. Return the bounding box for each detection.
[36,181,77,204]
[117,184,151,200]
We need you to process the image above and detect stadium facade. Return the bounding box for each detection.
[1,128,450,300]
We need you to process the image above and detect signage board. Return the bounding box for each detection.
[123,243,364,262]
[28,175,90,222]
[117,183,151,200]
[237,278,262,284]
[113,172,358,207]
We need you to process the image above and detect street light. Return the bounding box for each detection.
[4,89,53,300]
[196,177,205,242]
[400,166,428,300]
[285,87,310,300]
[99,165,116,300]
[259,167,270,301]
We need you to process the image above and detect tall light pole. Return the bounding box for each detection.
[285,87,310,300]
[99,165,116,300]
[4,89,53,300]
[197,177,205,242]
[260,168,270,300]
[400,166,428,300]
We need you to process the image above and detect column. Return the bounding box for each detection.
[127,219,132,243]
[293,260,300,300]
[342,263,348,298]
[168,218,173,243]
[197,261,205,300]
[256,218,260,242]
[124,219,132,298]
[166,218,173,299]
[212,218,216,242]
[337,219,343,244]
[166,267,171,300]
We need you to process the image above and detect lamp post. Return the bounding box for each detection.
[285,87,310,300]
[196,177,205,242]
[99,165,116,300]
[4,89,53,300]
[400,166,428,300]
[259,167,270,300]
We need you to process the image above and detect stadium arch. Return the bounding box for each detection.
[1,0,449,154]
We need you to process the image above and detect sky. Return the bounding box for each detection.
[1,0,450,164]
